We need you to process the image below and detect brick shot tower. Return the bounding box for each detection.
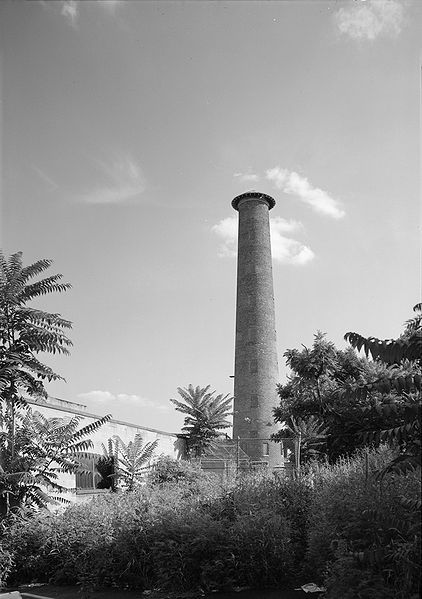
[232,191,280,469]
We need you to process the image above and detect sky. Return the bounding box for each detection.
[1,0,421,434]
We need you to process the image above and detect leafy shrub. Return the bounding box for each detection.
[0,545,13,589]
[4,492,152,590]
[230,510,294,587]
[303,446,421,598]
[323,554,396,599]
[2,471,310,592]
[4,451,418,597]
[147,455,209,487]
[148,509,230,591]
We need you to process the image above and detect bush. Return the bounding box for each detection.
[323,554,396,599]
[230,510,294,587]
[303,446,421,598]
[3,450,419,597]
[147,455,209,488]
[4,493,152,590]
[0,545,13,590]
[2,471,311,592]
[148,509,230,591]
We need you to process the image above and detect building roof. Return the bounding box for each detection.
[27,395,179,437]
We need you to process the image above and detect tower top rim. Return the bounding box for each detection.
[232,191,276,211]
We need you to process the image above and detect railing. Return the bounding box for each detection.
[193,436,299,475]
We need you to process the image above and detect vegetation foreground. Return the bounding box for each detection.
[1,253,421,598]
[0,447,420,599]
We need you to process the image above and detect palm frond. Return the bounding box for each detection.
[170,384,233,457]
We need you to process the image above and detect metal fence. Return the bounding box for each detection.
[194,436,300,477]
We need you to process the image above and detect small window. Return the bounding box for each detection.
[250,394,258,408]
[76,453,101,490]
[263,442,269,456]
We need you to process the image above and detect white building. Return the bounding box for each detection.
[28,396,186,502]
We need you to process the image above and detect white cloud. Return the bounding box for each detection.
[43,1,122,28]
[334,0,405,41]
[61,1,79,27]
[78,390,115,403]
[212,216,314,266]
[266,167,345,219]
[234,172,260,183]
[271,217,315,265]
[212,217,238,257]
[77,390,169,411]
[77,154,146,205]
[97,0,123,14]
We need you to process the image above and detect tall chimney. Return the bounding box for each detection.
[232,191,280,468]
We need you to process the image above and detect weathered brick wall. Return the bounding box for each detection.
[232,193,280,468]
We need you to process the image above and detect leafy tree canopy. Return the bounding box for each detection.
[0,251,110,514]
[273,318,421,462]
[170,385,232,458]
[0,251,72,406]
[343,303,421,476]
[0,410,110,515]
[111,433,158,491]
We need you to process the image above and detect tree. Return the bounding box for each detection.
[0,251,72,462]
[345,303,422,366]
[273,332,372,460]
[0,252,111,513]
[272,331,416,461]
[272,415,328,464]
[0,409,110,515]
[274,308,421,466]
[112,434,158,491]
[343,303,421,475]
[170,384,233,458]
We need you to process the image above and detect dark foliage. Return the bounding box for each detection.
[2,472,311,593]
[274,306,421,464]
[273,332,396,461]
[343,303,421,476]
[1,410,111,515]
[95,456,115,490]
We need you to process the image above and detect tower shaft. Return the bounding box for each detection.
[232,192,279,468]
